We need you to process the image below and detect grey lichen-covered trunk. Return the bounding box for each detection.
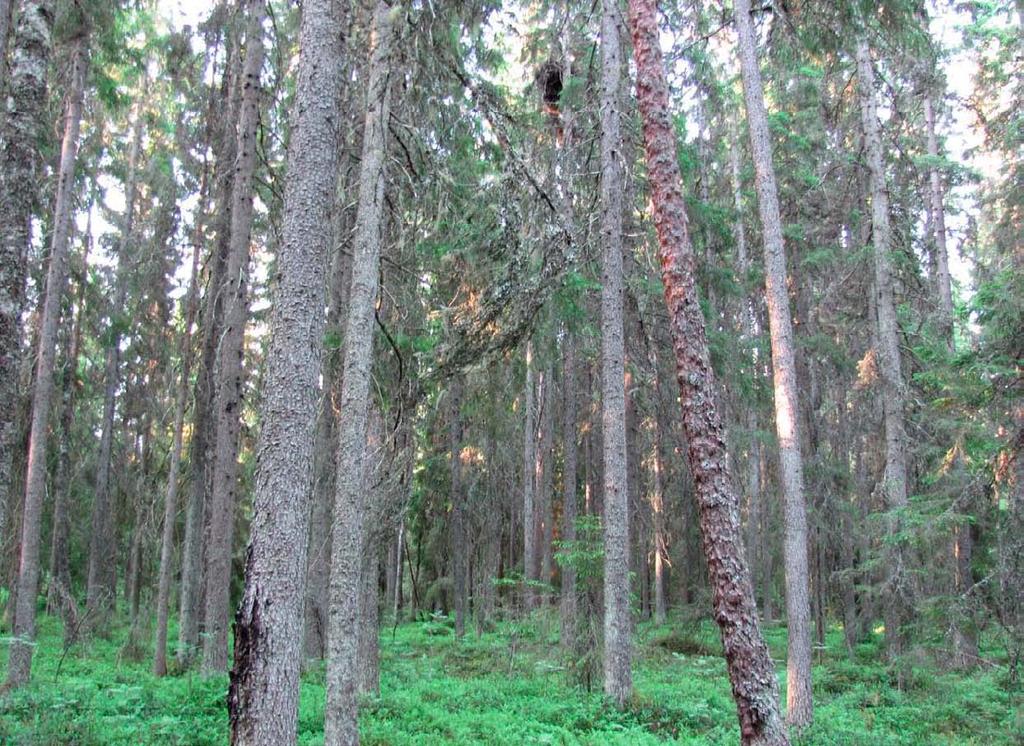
[0,0,53,576]
[227,0,344,733]
[626,0,788,742]
[324,3,395,742]
[855,38,911,660]
[5,31,86,688]
[201,0,266,675]
[598,0,631,708]
[538,363,555,592]
[922,93,955,345]
[0,0,13,73]
[733,0,813,726]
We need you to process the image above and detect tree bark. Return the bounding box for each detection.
[201,0,266,674]
[178,20,240,669]
[733,0,813,726]
[855,38,911,661]
[0,0,13,76]
[538,363,555,593]
[522,340,537,609]
[153,217,204,675]
[227,0,345,730]
[324,3,395,742]
[46,209,90,624]
[449,375,467,637]
[86,100,144,619]
[626,1,787,742]
[599,0,631,708]
[560,329,578,646]
[0,0,53,578]
[922,93,955,344]
[5,30,85,688]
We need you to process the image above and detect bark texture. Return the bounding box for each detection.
[522,340,537,607]
[733,0,813,726]
[202,0,266,674]
[599,0,631,708]
[626,1,787,742]
[6,31,85,688]
[560,330,578,646]
[228,1,345,737]
[856,38,911,660]
[449,375,467,637]
[0,0,53,572]
[324,3,394,742]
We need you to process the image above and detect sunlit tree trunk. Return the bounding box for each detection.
[201,0,265,674]
[0,0,54,579]
[733,0,813,726]
[626,1,787,742]
[855,38,911,661]
[324,3,395,741]
[5,31,86,688]
[599,0,631,707]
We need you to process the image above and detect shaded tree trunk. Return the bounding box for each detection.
[324,3,395,742]
[626,1,787,742]
[0,0,54,576]
[522,340,537,608]
[733,0,813,725]
[5,30,85,688]
[856,38,911,661]
[450,375,467,637]
[86,100,144,619]
[560,329,578,645]
[201,0,266,674]
[599,0,631,707]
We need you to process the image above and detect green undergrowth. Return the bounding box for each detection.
[0,611,1019,744]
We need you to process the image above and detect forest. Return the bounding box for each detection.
[0,0,1020,743]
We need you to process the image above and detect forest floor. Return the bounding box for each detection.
[0,610,1019,744]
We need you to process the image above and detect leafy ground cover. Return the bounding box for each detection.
[0,611,1019,744]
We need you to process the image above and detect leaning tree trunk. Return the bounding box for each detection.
[855,38,911,661]
[86,100,144,619]
[5,31,86,688]
[626,1,788,743]
[0,0,54,577]
[733,0,813,726]
[324,3,394,743]
[201,0,265,675]
[599,0,631,708]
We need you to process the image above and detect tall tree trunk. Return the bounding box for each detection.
[0,0,54,574]
[599,0,631,707]
[449,375,467,637]
[47,209,90,622]
[5,31,85,688]
[539,362,555,593]
[626,1,787,742]
[560,329,578,646]
[649,347,669,626]
[855,38,911,661]
[0,0,13,75]
[922,93,955,343]
[324,3,395,742]
[733,0,813,726]
[178,21,240,668]
[153,223,203,676]
[522,340,537,609]
[201,0,265,675]
[86,100,144,619]
[228,0,344,730]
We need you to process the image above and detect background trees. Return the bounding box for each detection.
[0,0,1020,743]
